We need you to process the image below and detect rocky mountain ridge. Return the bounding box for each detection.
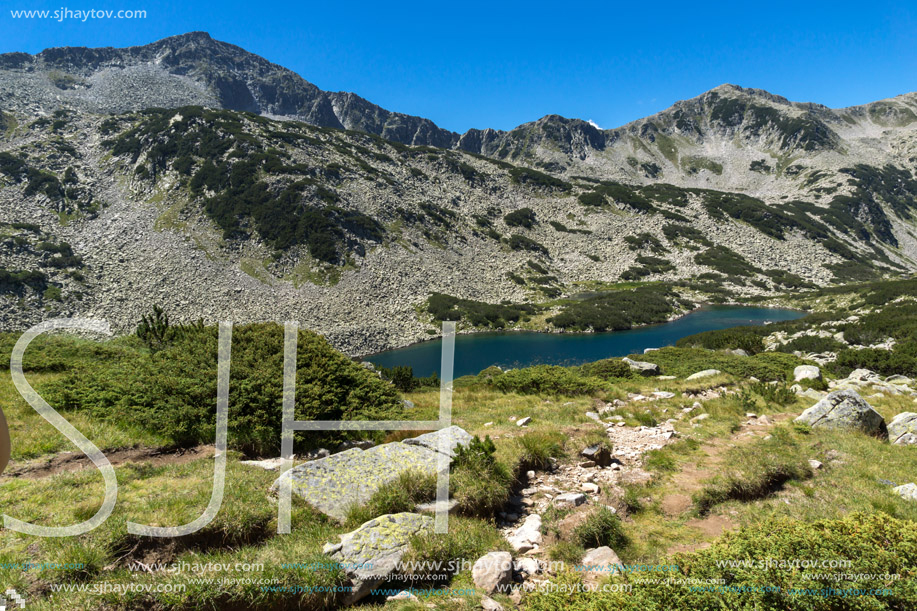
[1,33,917,356]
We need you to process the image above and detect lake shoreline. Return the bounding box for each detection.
[358,301,806,360]
[362,304,806,377]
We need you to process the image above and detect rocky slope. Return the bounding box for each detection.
[1,33,916,356]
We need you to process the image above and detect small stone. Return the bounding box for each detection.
[893,483,917,502]
[808,459,823,470]
[554,492,587,507]
[514,557,541,576]
[507,514,543,552]
[517,417,532,427]
[387,590,418,601]
[579,460,596,468]
[580,444,612,467]
[794,365,822,382]
[472,552,514,594]
[580,546,621,583]
[481,595,503,611]
[582,483,600,494]
[526,470,536,479]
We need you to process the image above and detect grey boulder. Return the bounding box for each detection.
[472,551,514,594]
[621,357,660,376]
[323,512,434,604]
[794,390,887,437]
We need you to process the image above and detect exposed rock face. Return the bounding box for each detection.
[322,512,433,604]
[794,365,822,382]
[622,358,660,376]
[888,413,917,445]
[794,390,887,437]
[472,551,514,594]
[3,33,917,352]
[0,32,462,148]
[270,426,471,521]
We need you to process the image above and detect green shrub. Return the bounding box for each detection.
[526,512,917,611]
[676,326,767,354]
[749,381,797,406]
[43,322,404,455]
[489,365,610,396]
[345,470,436,527]
[777,335,846,354]
[579,358,636,380]
[426,292,538,328]
[450,435,513,516]
[577,191,606,206]
[508,233,549,255]
[504,207,537,228]
[518,431,566,470]
[549,285,690,332]
[694,245,761,276]
[623,232,667,254]
[572,506,628,549]
[635,347,804,380]
[509,167,572,191]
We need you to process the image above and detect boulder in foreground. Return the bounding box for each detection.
[794,390,887,437]
[323,512,433,604]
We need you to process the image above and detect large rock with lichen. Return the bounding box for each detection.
[794,389,887,437]
[270,426,471,521]
[323,512,434,603]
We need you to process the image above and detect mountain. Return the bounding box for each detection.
[1,33,917,356]
[0,31,462,147]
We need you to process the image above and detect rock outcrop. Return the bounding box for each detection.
[270,426,471,521]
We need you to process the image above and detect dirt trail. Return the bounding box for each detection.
[1,445,214,479]
[660,413,796,553]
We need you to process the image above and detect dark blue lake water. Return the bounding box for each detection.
[365,306,804,378]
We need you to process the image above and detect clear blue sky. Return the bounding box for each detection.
[2,0,915,133]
